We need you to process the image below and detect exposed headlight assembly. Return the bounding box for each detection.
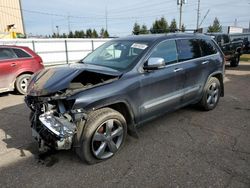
[39,111,76,138]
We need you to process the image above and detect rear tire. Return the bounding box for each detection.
[15,74,31,95]
[75,108,127,164]
[199,77,221,111]
[230,55,240,67]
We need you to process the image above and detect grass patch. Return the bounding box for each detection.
[240,54,250,62]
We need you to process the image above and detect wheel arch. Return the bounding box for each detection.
[95,101,138,138]
[207,72,224,97]
[10,71,34,90]
[236,47,242,55]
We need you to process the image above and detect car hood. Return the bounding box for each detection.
[27,63,122,96]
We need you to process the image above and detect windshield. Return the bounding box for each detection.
[82,40,149,71]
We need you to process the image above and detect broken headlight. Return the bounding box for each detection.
[39,111,76,138]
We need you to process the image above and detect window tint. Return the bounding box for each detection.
[199,39,218,56]
[0,48,16,60]
[150,40,177,64]
[13,48,31,58]
[176,39,201,61]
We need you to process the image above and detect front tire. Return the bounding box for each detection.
[75,108,127,164]
[15,74,31,94]
[199,77,221,111]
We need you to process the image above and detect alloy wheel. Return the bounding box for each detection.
[20,77,30,93]
[91,119,124,159]
[207,82,219,106]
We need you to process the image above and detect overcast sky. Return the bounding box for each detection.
[21,0,250,36]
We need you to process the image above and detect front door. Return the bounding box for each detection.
[138,40,185,123]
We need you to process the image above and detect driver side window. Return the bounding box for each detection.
[150,40,178,65]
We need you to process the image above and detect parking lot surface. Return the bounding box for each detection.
[0,62,250,188]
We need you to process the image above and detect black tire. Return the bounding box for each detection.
[199,77,221,111]
[15,74,31,94]
[230,55,240,67]
[75,108,127,164]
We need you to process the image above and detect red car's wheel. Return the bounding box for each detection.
[15,74,31,94]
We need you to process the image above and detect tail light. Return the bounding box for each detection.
[36,55,44,66]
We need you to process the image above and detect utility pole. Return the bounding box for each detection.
[56,26,59,37]
[234,18,237,27]
[105,6,108,31]
[67,13,71,35]
[196,0,201,30]
[178,0,186,30]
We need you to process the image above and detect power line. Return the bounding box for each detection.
[109,0,173,12]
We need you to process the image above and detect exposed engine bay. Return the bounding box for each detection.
[25,68,119,152]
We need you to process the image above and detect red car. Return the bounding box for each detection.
[0,45,44,94]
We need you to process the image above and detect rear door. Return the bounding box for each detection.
[176,39,205,103]
[0,48,18,90]
[198,38,220,78]
[138,39,185,122]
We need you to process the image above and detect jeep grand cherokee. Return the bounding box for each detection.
[25,33,225,164]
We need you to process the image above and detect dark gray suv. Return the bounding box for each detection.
[25,33,225,164]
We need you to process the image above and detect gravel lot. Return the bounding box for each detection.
[0,62,250,188]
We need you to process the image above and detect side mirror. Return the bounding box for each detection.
[144,57,165,70]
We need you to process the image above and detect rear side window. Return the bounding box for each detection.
[199,39,218,56]
[150,40,178,64]
[13,48,32,58]
[0,48,16,60]
[176,39,201,61]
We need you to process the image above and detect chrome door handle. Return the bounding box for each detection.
[174,68,183,72]
[202,61,209,65]
[11,63,17,67]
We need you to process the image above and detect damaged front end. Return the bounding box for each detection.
[25,95,86,152]
[25,66,120,152]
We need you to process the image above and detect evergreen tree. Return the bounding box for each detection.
[103,30,109,38]
[52,32,57,38]
[68,31,74,38]
[207,17,222,33]
[74,30,80,38]
[79,30,85,38]
[169,19,177,32]
[150,17,169,33]
[132,22,141,35]
[140,24,149,34]
[92,29,98,38]
[86,29,92,38]
[100,28,105,38]
[62,33,67,38]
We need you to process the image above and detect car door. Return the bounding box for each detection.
[0,48,18,90]
[138,39,185,122]
[175,39,205,104]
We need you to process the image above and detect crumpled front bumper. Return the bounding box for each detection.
[33,111,77,151]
